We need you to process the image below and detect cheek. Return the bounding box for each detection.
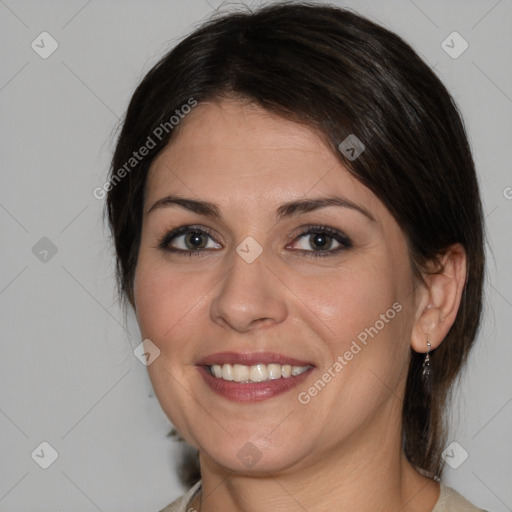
[133,256,200,348]
[295,260,412,426]
[299,256,405,353]
[133,257,211,439]
[133,261,166,340]
[301,253,414,418]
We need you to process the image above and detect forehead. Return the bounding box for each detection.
[164,99,328,152]
[145,99,383,221]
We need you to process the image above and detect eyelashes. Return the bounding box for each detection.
[157,225,220,258]
[157,224,353,259]
[286,225,352,258]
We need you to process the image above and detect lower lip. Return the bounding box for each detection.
[197,366,314,402]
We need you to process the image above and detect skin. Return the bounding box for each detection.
[133,98,467,512]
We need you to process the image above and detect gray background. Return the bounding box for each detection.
[0,0,511,510]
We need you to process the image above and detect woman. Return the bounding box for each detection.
[106,2,487,511]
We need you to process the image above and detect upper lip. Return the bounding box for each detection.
[197,351,313,367]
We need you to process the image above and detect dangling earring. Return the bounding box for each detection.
[422,334,432,391]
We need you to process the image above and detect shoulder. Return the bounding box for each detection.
[432,482,489,512]
[158,480,202,512]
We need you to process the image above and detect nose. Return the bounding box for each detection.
[209,247,288,333]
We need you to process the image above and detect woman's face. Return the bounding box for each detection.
[134,99,422,474]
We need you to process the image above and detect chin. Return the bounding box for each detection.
[196,431,313,475]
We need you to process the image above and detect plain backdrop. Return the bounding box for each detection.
[0,0,511,511]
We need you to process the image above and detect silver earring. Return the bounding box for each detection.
[422,335,432,390]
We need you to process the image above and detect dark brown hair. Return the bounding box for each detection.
[106,1,485,486]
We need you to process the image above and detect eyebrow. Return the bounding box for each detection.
[147,194,376,222]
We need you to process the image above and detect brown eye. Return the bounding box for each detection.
[158,226,221,255]
[289,226,352,258]
[183,231,209,250]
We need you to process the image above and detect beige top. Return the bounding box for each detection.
[158,480,488,512]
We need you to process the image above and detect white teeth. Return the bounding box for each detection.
[222,364,234,381]
[267,364,282,380]
[249,364,268,382]
[233,364,249,382]
[209,363,309,382]
[212,364,223,378]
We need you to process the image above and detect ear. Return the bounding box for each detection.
[411,243,467,353]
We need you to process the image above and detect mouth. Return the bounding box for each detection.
[206,362,311,382]
[196,352,315,402]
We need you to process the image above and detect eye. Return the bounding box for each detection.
[288,225,352,258]
[157,224,352,259]
[158,225,221,257]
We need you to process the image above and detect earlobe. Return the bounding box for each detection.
[411,243,467,353]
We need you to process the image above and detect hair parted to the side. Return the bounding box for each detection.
[106,1,485,487]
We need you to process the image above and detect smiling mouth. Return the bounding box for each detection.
[206,363,312,383]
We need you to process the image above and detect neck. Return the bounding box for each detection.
[193,410,440,512]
